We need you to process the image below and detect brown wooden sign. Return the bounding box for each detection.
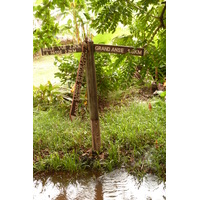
[41,44,144,56]
[69,43,87,120]
[94,44,144,56]
[41,38,145,152]
[41,44,82,55]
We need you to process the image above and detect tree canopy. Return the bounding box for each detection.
[33,0,166,83]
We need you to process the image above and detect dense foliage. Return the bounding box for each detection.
[89,0,166,83]
[33,0,91,53]
[33,0,166,84]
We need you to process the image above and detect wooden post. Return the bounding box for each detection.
[41,42,144,152]
[85,38,101,151]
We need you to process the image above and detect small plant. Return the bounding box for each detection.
[54,54,80,86]
[158,91,166,99]
[95,53,122,97]
[33,81,69,111]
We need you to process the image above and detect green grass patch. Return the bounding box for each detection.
[33,96,166,181]
[100,98,166,180]
[33,109,91,171]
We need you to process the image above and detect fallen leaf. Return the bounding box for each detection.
[99,153,104,160]
[148,103,152,111]
[86,148,93,156]
[81,153,88,157]
[155,140,158,149]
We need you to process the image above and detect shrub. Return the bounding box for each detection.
[53,53,116,99]
[33,81,70,111]
[54,54,80,86]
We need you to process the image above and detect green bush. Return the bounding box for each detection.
[94,53,115,96]
[54,54,80,86]
[53,53,117,99]
[33,81,70,111]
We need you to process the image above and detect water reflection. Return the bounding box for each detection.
[33,169,166,200]
[66,179,96,200]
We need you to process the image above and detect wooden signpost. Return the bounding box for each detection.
[94,44,144,56]
[41,44,82,55]
[41,38,144,151]
[69,43,87,121]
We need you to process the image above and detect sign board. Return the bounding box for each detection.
[94,44,144,56]
[69,50,87,120]
[41,44,144,56]
[41,44,82,55]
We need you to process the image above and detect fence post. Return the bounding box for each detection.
[85,38,101,151]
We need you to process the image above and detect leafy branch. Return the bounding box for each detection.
[143,3,166,48]
[128,0,159,20]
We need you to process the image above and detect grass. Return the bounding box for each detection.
[33,94,166,181]
[100,98,166,180]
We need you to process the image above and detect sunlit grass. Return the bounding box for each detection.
[100,98,166,179]
[33,96,166,181]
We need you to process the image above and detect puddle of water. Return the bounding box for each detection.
[33,169,166,200]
